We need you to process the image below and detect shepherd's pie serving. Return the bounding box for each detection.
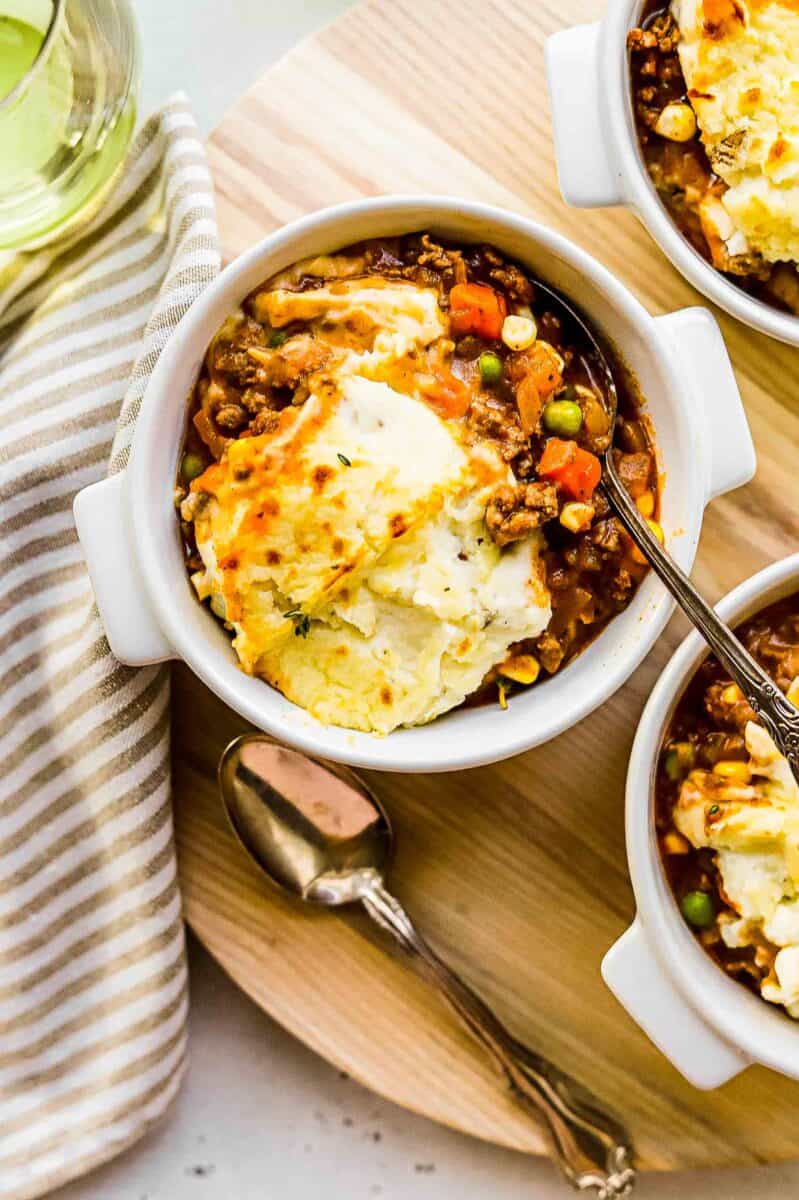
[176,235,659,733]
[630,0,799,312]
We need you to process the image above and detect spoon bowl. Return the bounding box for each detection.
[219,735,392,905]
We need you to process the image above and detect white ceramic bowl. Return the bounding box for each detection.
[545,1,799,347]
[604,554,799,1089]
[73,195,755,773]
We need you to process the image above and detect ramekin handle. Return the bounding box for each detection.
[73,473,175,665]
[545,23,624,209]
[654,307,756,503]
[602,918,750,1089]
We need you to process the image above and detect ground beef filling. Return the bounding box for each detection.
[485,482,560,547]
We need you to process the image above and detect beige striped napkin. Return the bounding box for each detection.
[0,97,220,1199]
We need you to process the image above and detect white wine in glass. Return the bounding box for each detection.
[0,0,139,250]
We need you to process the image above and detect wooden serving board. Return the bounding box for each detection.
[172,0,799,1172]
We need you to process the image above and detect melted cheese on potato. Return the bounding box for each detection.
[186,371,551,734]
[675,710,799,1015]
[675,0,799,262]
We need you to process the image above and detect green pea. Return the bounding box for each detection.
[478,351,503,385]
[268,330,288,348]
[663,742,694,781]
[543,399,583,437]
[181,451,206,483]
[681,890,714,929]
[664,750,682,782]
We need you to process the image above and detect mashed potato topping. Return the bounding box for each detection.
[675,705,799,1015]
[182,274,551,733]
[675,0,799,263]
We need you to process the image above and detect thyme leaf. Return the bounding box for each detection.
[284,609,311,638]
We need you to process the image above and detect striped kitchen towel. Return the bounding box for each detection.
[0,97,220,1199]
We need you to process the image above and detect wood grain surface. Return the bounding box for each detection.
[172,0,799,1173]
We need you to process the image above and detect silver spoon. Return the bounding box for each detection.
[219,735,635,1198]
[535,279,799,778]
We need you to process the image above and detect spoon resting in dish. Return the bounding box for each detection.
[536,278,799,785]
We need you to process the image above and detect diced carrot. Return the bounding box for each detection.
[538,438,602,502]
[569,453,601,501]
[449,283,507,340]
[516,374,542,437]
[420,370,470,419]
[539,437,576,476]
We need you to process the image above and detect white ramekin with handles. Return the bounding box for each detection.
[545,1,799,347]
[73,194,755,774]
[604,554,799,1089]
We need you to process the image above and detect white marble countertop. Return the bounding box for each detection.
[52,2,799,1196]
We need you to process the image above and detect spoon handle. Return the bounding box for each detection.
[358,872,634,1198]
[602,464,799,773]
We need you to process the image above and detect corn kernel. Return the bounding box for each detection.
[559,501,595,534]
[501,314,537,351]
[721,683,744,705]
[636,490,655,518]
[499,654,540,686]
[654,102,697,143]
[712,761,751,783]
[662,831,691,856]
[631,519,664,564]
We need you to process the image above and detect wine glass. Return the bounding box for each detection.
[0,0,140,250]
